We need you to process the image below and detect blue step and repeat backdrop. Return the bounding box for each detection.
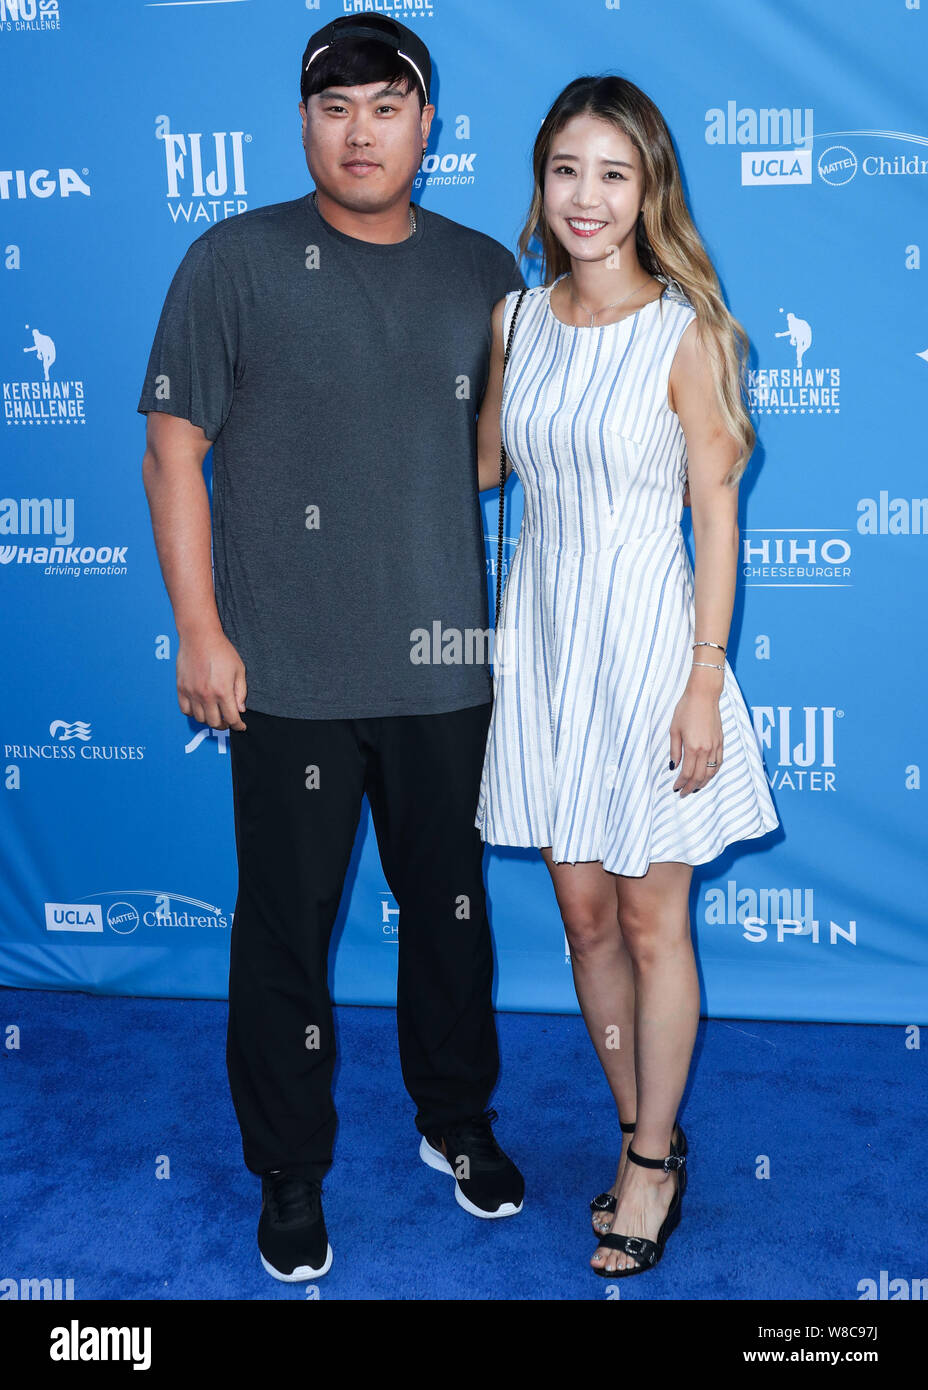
[1,0,925,1023]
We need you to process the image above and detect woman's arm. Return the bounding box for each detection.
[668,319,743,795]
[476,297,508,492]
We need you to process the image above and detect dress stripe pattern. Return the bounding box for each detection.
[475,276,779,877]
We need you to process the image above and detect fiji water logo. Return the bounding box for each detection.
[704,101,813,186]
[484,531,519,599]
[157,117,250,224]
[751,705,841,792]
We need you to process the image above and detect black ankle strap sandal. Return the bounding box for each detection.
[592,1139,687,1279]
[590,1120,686,1219]
[589,1120,637,1217]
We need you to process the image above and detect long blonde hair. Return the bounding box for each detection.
[518,75,755,484]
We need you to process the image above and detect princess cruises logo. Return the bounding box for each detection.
[4,718,145,763]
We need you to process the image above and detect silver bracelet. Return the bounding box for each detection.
[692,661,724,671]
[693,640,726,653]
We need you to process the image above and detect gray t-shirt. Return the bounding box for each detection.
[137,192,524,719]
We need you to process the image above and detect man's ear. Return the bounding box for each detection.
[420,102,435,147]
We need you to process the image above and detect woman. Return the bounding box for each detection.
[475,75,779,1278]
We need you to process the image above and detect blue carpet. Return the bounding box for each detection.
[1,986,922,1301]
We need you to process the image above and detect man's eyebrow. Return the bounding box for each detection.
[550,152,635,169]
[315,85,410,103]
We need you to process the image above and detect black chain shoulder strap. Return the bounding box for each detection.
[495,287,528,629]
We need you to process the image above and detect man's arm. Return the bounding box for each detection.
[477,297,507,492]
[141,411,248,731]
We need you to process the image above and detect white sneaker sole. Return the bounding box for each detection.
[418,1135,523,1219]
[260,1242,333,1282]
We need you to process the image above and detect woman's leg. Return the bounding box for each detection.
[539,850,638,1219]
[590,860,699,1273]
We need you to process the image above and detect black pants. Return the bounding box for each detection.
[225,700,499,1182]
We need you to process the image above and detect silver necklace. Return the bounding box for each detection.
[565,272,652,326]
[312,190,416,237]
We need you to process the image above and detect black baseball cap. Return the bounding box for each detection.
[301,15,431,105]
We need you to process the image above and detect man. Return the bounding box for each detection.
[136,14,525,1282]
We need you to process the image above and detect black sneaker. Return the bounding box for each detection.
[257,1170,332,1281]
[419,1108,524,1218]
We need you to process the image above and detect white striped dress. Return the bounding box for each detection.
[475,275,779,877]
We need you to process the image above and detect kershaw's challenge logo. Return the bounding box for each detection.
[4,325,86,427]
[0,0,62,32]
[749,304,840,418]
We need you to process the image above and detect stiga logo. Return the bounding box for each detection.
[748,304,841,418]
[751,705,841,792]
[0,167,87,198]
[0,0,62,32]
[741,529,851,587]
[157,117,249,224]
[4,324,86,428]
[704,101,813,186]
[702,882,857,947]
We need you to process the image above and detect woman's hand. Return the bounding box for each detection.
[669,679,723,794]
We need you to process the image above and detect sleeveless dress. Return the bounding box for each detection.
[475,275,779,877]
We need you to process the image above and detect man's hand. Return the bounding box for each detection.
[177,629,248,731]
